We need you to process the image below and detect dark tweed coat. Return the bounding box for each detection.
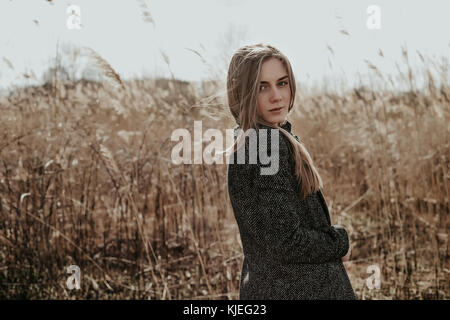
[227,120,356,300]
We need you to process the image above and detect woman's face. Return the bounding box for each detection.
[256,57,290,126]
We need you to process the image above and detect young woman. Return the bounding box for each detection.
[226,44,356,300]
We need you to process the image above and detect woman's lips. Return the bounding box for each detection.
[269,106,284,113]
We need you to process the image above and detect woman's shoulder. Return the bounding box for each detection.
[227,125,292,178]
[233,124,291,152]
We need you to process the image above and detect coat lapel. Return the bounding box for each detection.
[285,124,330,225]
[261,121,331,226]
[317,189,331,225]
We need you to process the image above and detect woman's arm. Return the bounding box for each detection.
[228,130,349,265]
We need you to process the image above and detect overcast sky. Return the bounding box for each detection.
[0,0,449,90]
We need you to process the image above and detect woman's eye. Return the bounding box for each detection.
[259,81,288,92]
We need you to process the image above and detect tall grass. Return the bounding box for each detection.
[0,47,448,299]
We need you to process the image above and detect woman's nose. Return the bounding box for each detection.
[270,87,282,102]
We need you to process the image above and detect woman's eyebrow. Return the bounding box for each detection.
[259,75,288,84]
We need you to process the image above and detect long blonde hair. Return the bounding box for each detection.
[226,43,323,200]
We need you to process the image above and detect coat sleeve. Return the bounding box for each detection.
[228,131,349,265]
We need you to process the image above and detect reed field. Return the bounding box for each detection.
[0,46,448,299]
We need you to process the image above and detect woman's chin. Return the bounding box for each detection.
[266,115,286,126]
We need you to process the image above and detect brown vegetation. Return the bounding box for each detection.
[0,50,448,299]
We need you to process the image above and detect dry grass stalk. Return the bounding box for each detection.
[84,47,125,90]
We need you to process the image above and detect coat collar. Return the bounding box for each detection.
[234,120,294,139]
[279,120,292,133]
[255,120,292,134]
